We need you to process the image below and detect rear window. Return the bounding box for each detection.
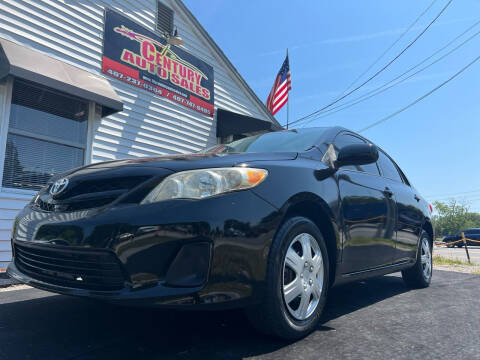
[377,151,403,183]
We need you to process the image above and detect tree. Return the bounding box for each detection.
[432,199,480,237]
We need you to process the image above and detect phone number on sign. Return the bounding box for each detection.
[106,69,162,95]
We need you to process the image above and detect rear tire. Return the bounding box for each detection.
[402,231,432,288]
[246,216,329,340]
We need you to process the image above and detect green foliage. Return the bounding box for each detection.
[432,199,480,237]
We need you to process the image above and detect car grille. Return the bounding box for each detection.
[34,175,152,212]
[14,242,126,291]
[35,196,118,212]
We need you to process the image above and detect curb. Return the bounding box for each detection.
[0,272,20,288]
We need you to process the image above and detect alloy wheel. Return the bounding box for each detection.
[282,233,324,320]
[421,237,432,280]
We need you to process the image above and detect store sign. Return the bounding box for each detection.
[102,9,214,116]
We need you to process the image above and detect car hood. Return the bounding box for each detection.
[69,152,298,176]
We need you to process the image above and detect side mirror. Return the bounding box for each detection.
[335,143,379,169]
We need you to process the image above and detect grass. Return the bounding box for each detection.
[432,255,473,266]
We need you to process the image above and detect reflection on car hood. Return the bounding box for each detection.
[73,152,298,174]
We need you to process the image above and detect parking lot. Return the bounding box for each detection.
[1,270,479,360]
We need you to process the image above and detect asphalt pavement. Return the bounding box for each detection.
[0,270,479,360]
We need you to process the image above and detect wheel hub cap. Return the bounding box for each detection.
[282,233,324,320]
[421,237,432,280]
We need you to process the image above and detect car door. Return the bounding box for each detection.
[335,133,397,274]
[376,150,424,263]
[471,229,480,244]
[464,229,480,246]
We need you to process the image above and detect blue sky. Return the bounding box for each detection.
[184,0,480,211]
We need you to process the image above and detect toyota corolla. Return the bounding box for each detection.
[7,127,433,339]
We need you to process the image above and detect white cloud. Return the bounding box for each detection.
[257,16,476,57]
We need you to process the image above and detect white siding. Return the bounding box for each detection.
[0,0,272,266]
[0,191,32,267]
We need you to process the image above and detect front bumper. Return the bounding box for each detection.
[7,260,204,306]
[8,190,280,308]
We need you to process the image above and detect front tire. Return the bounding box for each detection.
[246,216,329,340]
[402,231,432,288]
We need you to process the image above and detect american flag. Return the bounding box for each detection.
[266,54,292,116]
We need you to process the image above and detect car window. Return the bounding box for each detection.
[333,133,380,175]
[377,151,403,182]
[466,229,480,235]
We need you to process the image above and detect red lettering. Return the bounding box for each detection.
[121,49,135,65]
[202,88,210,100]
[135,55,147,69]
[155,53,163,66]
[147,62,156,74]
[171,73,180,85]
[141,41,155,62]
[178,64,186,78]
[194,73,202,84]
[187,69,194,82]
[163,57,171,72]
[158,67,168,79]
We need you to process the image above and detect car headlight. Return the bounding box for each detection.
[142,167,268,203]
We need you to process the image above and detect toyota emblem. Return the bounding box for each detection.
[49,178,69,196]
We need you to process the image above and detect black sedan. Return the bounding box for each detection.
[7,127,433,339]
[443,228,480,247]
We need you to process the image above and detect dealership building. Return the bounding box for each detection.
[0,0,280,267]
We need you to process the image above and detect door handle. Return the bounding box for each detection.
[383,187,394,198]
[414,194,420,202]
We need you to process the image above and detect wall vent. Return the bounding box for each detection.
[157,2,174,35]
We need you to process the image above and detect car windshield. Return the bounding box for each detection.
[204,128,328,154]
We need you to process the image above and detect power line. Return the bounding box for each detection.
[430,192,480,200]
[289,0,453,127]
[358,53,480,132]
[448,197,480,206]
[297,22,480,127]
[427,188,480,198]
[336,0,439,98]
[429,189,480,197]
[299,18,480,126]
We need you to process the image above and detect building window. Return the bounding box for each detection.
[2,79,88,191]
[157,1,174,35]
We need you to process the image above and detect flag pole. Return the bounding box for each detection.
[286,48,289,129]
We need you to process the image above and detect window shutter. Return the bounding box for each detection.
[2,80,88,191]
[2,134,84,191]
[157,2,174,35]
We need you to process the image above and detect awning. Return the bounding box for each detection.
[216,108,282,137]
[0,39,123,117]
